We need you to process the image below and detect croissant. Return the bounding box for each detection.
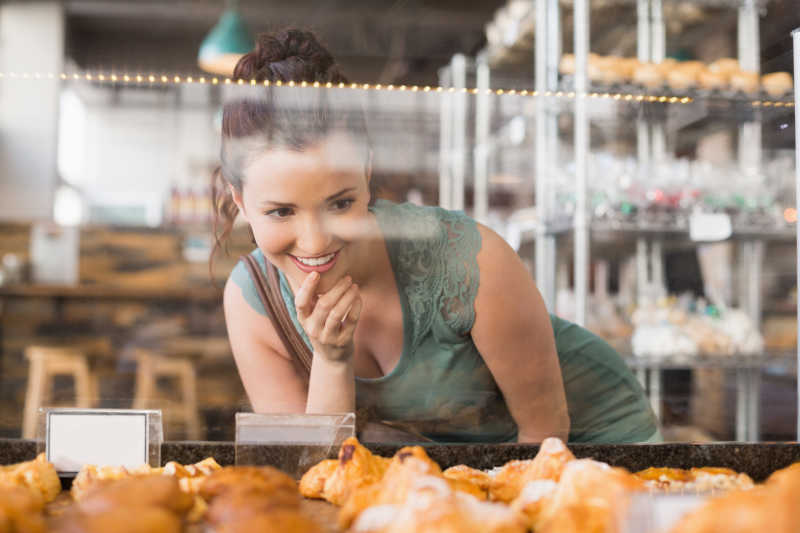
[490,437,575,502]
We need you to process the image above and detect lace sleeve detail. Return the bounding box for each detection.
[388,202,482,346]
[437,209,482,335]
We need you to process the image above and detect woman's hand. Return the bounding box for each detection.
[295,271,363,362]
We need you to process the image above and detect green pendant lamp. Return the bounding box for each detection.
[198,1,253,76]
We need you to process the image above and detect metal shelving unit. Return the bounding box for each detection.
[438,0,797,442]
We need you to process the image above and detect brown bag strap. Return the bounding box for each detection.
[241,255,313,380]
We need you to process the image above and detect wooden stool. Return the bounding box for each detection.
[22,346,96,439]
[132,349,201,440]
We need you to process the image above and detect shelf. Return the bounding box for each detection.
[541,218,795,241]
[623,351,796,370]
[0,284,222,302]
[555,78,794,108]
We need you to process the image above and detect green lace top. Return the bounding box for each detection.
[230,199,659,443]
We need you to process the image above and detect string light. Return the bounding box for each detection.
[0,70,786,106]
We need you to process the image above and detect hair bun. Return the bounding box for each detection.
[233,28,348,84]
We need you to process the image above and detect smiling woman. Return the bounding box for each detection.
[211,28,660,444]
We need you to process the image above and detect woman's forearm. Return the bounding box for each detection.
[305,352,355,414]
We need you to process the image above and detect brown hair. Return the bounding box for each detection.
[210,28,369,273]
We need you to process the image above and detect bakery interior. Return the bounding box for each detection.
[1,0,800,530]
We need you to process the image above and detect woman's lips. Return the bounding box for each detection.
[289,251,339,273]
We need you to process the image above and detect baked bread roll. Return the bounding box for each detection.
[761,71,793,97]
[698,69,728,90]
[559,53,576,75]
[667,65,700,91]
[633,62,665,89]
[708,58,740,78]
[730,71,760,94]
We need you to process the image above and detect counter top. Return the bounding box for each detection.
[3,438,799,481]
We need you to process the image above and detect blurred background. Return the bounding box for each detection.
[0,0,798,442]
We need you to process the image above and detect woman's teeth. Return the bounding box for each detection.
[295,253,335,266]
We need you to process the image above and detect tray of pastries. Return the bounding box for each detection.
[2,437,799,533]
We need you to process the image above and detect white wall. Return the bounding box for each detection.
[0,2,64,221]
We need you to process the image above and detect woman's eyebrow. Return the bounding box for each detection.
[326,187,356,201]
[259,187,356,208]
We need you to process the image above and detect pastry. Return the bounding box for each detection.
[489,437,575,502]
[668,481,794,533]
[338,445,486,529]
[199,465,300,507]
[730,71,760,94]
[761,71,793,97]
[708,58,740,78]
[0,453,61,503]
[0,486,47,533]
[667,67,698,91]
[514,459,644,533]
[559,54,575,76]
[698,69,728,90]
[71,457,221,499]
[633,62,664,89]
[635,466,754,493]
[76,475,194,516]
[50,507,182,533]
[443,464,492,493]
[304,437,390,506]
[350,476,526,533]
[298,459,338,499]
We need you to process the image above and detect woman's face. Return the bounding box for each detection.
[233,133,372,294]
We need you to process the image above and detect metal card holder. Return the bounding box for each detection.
[235,412,355,478]
[35,408,163,475]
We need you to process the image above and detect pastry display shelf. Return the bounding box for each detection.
[554,79,794,108]
[540,218,795,241]
[2,439,799,482]
[622,350,796,370]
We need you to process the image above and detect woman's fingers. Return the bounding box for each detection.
[295,271,321,319]
[302,276,352,337]
[335,293,363,346]
[321,284,360,341]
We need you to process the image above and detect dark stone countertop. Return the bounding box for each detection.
[3,438,799,482]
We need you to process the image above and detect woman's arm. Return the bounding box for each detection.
[470,225,570,442]
[223,277,308,413]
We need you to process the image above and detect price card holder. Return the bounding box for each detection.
[689,212,732,242]
[235,412,355,478]
[36,408,163,475]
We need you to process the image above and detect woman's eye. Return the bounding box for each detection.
[332,198,355,211]
[266,207,294,218]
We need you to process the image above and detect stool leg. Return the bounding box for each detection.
[75,359,92,408]
[133,356,153,410]
[180,364,201,440]
[22,357,46,439]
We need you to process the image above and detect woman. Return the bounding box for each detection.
[214,29,660,443]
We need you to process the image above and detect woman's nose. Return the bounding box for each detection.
[296,215,332,254]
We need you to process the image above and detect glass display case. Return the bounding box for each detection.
[0,0,795,445]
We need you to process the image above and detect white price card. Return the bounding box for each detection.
[689,212,732,242]
[46,409,151,474]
